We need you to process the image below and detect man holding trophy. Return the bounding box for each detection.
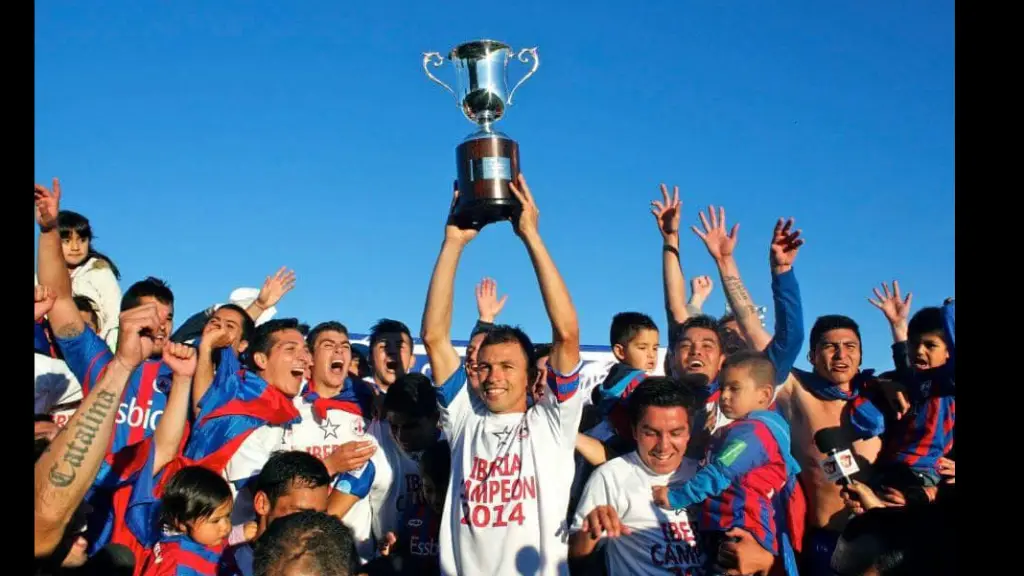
[419,37,583,576]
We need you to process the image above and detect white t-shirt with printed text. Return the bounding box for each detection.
[437,362,584,576]
[285,393,392,563]
[572,452,707,575]
[370,420,426,540]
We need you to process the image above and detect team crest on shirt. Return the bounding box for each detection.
[155,374,173,394]
[493,422,529,447]
[351,417,367,437]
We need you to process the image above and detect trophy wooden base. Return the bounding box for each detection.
[454,133,521,229]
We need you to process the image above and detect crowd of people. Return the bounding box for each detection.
[33,176,955,576]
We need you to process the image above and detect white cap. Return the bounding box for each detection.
[223,287,277,326]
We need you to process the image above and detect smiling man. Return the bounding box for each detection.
[420,175,584,576]
[568,377,707,575]
[181,318,310,524]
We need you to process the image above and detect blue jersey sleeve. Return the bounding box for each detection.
[666,421,771,509]
[195,347,243,419]
[764,269,804,385]
[436,365,468,409]
[54,326,114,395]
[333,459,376,500]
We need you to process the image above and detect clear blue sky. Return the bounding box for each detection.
[34,0,954,372]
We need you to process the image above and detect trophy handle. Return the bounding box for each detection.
[422,52,458,105]
[507,47,539,106]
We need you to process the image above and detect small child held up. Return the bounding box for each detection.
[585,311,660,442]
[136,466,233,576]
[869,285,956,490]
[652,350,801,576]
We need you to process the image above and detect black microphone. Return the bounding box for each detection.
[814,427,860,487]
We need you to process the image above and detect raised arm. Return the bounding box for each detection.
[692,206,772,349]
[509,175,580,373]
[154,343,197,472]
[651,184,691,330]
[35,179,86,339]
[420,187,479,386]
[246,267,296,322]
[761,218,806,379]
[34,304,159,557]
[191,324,233,417]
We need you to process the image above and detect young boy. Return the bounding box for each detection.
[584,312,660,441]
[871,293,956,488]
[653,350,801,576]
[572,313,659,520]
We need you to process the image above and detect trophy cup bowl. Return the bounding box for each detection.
[423,39,539,229]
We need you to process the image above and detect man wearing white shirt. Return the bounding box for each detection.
[286,321,389,563]
[568,377,706,575]
[421,175,583,576]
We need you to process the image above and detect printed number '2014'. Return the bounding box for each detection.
[460,502,526,528]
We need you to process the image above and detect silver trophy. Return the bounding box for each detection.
[422,39,539,228]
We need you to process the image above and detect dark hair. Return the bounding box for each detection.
[420,440,451,492]
[479,325,537,382]
[369,319,413,352]
[719,312,737,325]
[721,349,776,390]
[159,466,232,531]
[533,343,552,359]
[908,307,945,342]
[810,315,861,350]
[307,321,349,351]
[253,510,356,576]
[610,312,659,348]
[382,373,439,420]
[627,376,699,429]
[57,210,121,280]
[252,451,330,510]
[121,277,174,312]
[73,295,99,329]
[213,303,256,344]
[831,497,955,575]
[247,318,309,371]
[350,346,369,378]
[671,314,727,351]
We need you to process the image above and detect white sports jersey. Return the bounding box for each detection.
[572,453,707,575]
[370,420,427,539]
[225,424,290,525]
[285,382,392,563]
[437,361,584,576]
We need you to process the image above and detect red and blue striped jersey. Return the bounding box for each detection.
[55,326,173,453]
[137,534,223,576]
[666,410,800,556]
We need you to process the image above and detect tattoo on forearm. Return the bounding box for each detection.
[47,390,118,488]
[52,321,85,339]
[722,276,758,319]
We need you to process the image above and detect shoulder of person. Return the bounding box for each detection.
[90,257,110,271]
